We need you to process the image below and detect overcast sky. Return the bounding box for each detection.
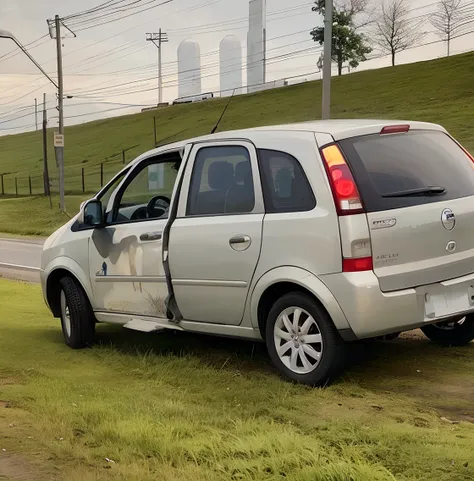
[1,0,473,135]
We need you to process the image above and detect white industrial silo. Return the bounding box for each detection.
[177,39,202,98]
[247,0,266,93]
[219,35,242,97]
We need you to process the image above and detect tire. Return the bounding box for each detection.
[265,292,346,387]
[59,276,95,349]
[421,315,474,347]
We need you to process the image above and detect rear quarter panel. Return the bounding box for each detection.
[238,131,343,328]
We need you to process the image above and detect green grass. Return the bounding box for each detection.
[1,51,474,235]
[0,195,87,236]
[1,279,474,480]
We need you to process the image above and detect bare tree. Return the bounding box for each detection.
[334,0,376,30]
[430,0,464,56]
[374,0,425,66]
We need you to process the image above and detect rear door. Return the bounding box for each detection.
[339,129,474,292]
[168,141,264,325]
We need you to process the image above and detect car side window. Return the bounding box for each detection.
[257,149,316,213]
[110,158,181,224]
[187,145,255,216]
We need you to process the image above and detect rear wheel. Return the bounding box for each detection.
[265,292,346,386]
[421,315,474,347]
[59,276,95,349]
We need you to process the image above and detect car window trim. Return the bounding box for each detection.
[107,151,182,227]
[186,144,255,216]
[70,167,132,233]
[256,148,316,213]
[177,139,264,219]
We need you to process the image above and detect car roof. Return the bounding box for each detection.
[130,119,445,167]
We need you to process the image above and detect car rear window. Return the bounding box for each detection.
[338,130,474,212]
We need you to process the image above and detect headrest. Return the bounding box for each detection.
[275,167,293,197]
[235,161,252,186]
[208,161,234,190]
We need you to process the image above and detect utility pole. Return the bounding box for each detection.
[35,98,38,131]
[146,30,168,105]
[42,93,51,200]
[54,15,65,211]
[322,0,333,120]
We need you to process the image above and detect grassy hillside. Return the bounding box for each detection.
[1,51,474,234]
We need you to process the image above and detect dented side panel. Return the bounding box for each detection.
[89,222,169,317]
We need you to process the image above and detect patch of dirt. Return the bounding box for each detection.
[430,383,474,423]
[349,329,474,423]
[0,454,53,481]
[440,407,474,424]
[399,329,426,341]
[0,378,19,387]
[397,332,474,423]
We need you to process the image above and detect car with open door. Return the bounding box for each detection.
[41,120,474,386]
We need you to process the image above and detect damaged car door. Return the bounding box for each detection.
[88,150,183,318]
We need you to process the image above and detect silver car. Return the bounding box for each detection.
[41,120,474,386]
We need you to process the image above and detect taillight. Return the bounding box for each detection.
[320,144,364,215]
[343,257,373,272]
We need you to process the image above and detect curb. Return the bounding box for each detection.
[0,262,41,272]
[0,237,45,246]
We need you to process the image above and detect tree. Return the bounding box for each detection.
[310,0,372,76]
[430,0,464,56]
[374,0,425,67]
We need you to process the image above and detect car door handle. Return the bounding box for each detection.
[229,235,251,251]
[140,232,162,242]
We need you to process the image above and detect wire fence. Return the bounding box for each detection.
[0,144,141,197]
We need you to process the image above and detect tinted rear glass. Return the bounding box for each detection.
[339,131,474,212]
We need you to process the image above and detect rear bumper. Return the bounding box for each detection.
[321,271,474,339]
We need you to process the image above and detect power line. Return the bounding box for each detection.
[1,69,320,134]
[0,34,49,64]
[63,0,174,33]
[70,47,323,99]
[68,39,317,97]
[0,81,52,107]
[167,3,313,35]
[65,28,311,97]
[62,4,312,75]
[39,0,232,69]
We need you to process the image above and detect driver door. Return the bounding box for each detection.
[88,154,181,318]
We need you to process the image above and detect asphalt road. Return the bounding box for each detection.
[0,238,44,283]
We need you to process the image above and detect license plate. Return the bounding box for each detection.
[424,286,472,319]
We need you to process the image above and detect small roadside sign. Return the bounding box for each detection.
[53,133,64,147]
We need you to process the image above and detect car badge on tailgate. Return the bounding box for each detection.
[441,208,456,231]
[371,218,396,230]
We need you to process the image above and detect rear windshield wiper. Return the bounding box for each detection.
[382,186,446,198]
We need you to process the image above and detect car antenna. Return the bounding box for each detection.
[210,88,235,134]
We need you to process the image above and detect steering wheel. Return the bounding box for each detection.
[146,195,171,219]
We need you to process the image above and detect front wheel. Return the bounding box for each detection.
[265,292,346,387]
[421,315,474,347]
[59,276,96,349]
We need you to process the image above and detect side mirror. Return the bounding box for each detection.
[78,199,104,228]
